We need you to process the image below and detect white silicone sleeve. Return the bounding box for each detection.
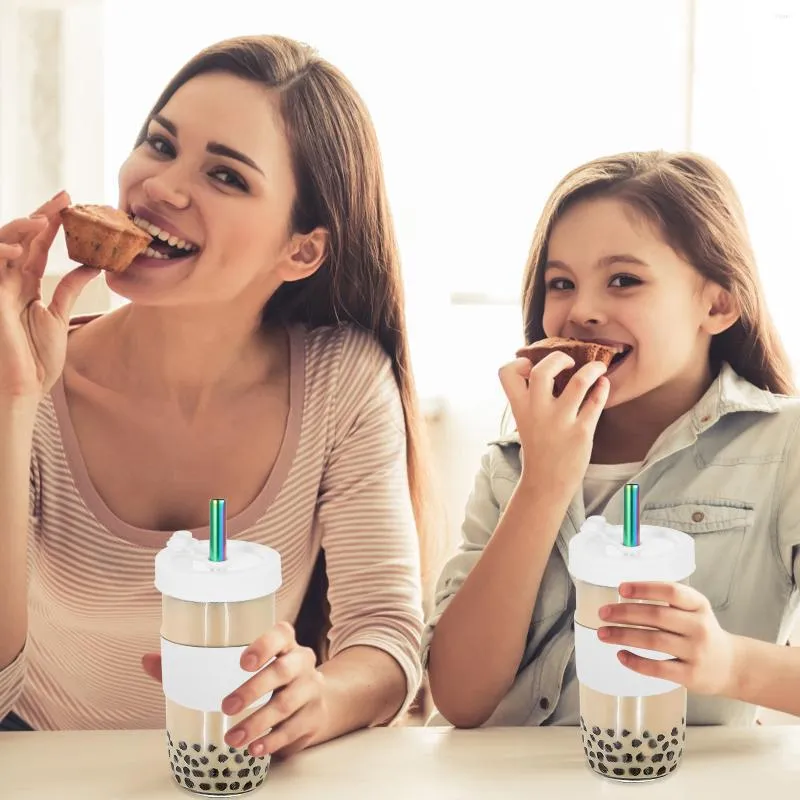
[574,623,680,697]
[161,638,273,712]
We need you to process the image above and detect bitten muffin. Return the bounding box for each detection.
[516,336,622,396]
[60,204,151,272]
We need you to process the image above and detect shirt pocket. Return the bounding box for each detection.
[641,499,753,611]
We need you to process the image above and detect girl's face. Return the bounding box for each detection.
[113,72,326,309]
[542,197,734,409]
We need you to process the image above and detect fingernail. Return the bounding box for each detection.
[598,606,610,619]
[223,695,243,715]
[242,653,258,670]
[598,628,610,640]
[51,190,66,201]
[227,728,246,747]
[250,743,265,756]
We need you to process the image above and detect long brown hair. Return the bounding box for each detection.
[521,150,794,395]
[135,35,441,654]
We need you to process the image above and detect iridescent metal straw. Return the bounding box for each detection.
[623,483,640,547]
[209,498,226,562]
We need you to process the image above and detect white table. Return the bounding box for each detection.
[2,725,798,799]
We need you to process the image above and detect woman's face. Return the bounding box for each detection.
[113,72,323,308]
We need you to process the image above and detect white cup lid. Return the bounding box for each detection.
[568,515,695,587]
[155,530,282,603]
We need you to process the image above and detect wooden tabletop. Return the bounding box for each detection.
[2,725,798,799]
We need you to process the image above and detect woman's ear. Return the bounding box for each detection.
[702,282,740,336]
[277,227,329,282]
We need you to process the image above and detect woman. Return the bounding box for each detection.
[0,34,434,760]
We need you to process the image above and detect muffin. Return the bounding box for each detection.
[60,204,152,272]
[516,337,622,396]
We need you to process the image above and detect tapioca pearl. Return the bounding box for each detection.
[243,781,254,790]
[621,729,631,737]
[235,754,245,764]
[588,760,596,769]
[604,744,613,753]
[229,747,236,754]
[208,744,218,752]
[666,751,675,761]
[597,739,605,750]
[253,766,262,776]
[613,741,622,750]
[179,741,188,751]
[200,784,211,792]
[606,755,618,763]
[622,754,633,764]
[248,757,255,767]
[222,768,232,778]
[218,754,229,763]
[657,766,667,776]
[681,717,685,725]
[199,756,209,766]
[630,768,641,777]
[682,732,686,742]
[597,752,604,762]
[193,744,201,753]
[671,727,679,736]
[642,730,651,739]
[613,768,624,776]
[605,728,614,737]
[669,763,677,772]
[182,767,190,776]
[174,775,183,786]
[657,734,665,741]
[209,768,219,778]
[238,768,250,778]
[215,783,227,791]
[183,755,191,765]
[671,738,679,746]
[643,767,654,776]
[172,754,179,764]
[592,726,601,735]
[256,777,265,787]
[230,783,240,791]
[652,753,664,763]
[185,779,195,789]
[191,758,199,767]
[192,769,203,778]
[597,763,608,774]
[631,739,642,747]
[636,753,646,763]
[648,739,658,749]
[662,742,669,752]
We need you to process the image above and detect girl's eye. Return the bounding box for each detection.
[210,168,248,192]
[546,277,574,291]
[145,134,175,157]
[609,274,642,288]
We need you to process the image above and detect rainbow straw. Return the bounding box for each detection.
[209,498,227,562]
[623,483,640,547]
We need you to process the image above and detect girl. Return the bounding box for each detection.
[423,151,800,728]
[0,35,434,758]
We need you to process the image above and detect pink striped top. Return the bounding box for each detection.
[0,321,424,730]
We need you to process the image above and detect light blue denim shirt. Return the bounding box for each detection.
[422,362,800,726]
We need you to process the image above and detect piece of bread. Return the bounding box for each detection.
[60,204,152,273]
[516,337,620,396]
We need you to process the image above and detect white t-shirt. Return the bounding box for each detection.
[583,461,643,516]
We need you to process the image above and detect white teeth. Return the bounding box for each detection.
[132,215,198,252]
[143,246,170,260]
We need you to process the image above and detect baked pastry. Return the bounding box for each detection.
[60,204,151,273]
[516,337,623,396]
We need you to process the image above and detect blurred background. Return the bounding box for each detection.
[1,0,798,717]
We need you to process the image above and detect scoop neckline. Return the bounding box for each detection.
[49,320,306,549]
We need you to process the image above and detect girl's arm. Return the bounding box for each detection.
[728,636,800,717]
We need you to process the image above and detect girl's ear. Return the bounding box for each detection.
[276,227,329,283]
[702,282,740,336]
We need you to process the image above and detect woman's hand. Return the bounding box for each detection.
[499,351,610,499]
[220,622,327,760]
[0,191,100,399]
[597,581,738,696]
[143,621,329,761]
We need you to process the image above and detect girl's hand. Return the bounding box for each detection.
[221,622,327,760]
[597,581,738,696]
[499,351,610,498]
[0,191,100,399]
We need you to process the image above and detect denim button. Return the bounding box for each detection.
[692,511,705,522]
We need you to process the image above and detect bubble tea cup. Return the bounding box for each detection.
[568,484,695,782]
[155,499,282,796]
